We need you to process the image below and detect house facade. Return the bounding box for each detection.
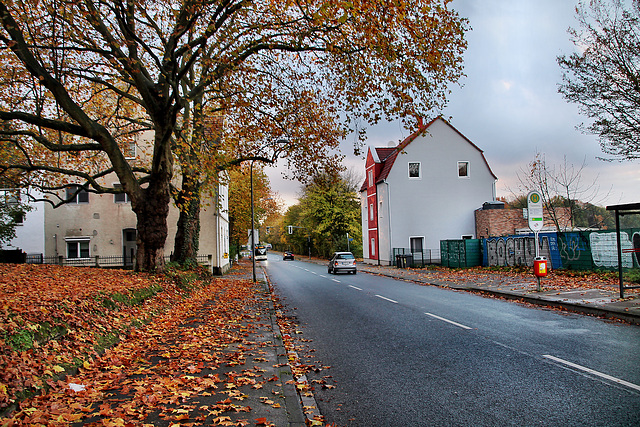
[2,127,231,274]
[0,187,45,255]
[42,176,230,274]
[360,117,497,265]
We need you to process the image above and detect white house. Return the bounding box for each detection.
[0,187,45,255]
[360,117,497,265]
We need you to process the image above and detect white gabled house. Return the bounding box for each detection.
[360,117,497,265]
[0,186,45,255]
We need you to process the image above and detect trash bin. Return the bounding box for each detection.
[395,254,413,268]
[404,254,413,268]
[534,256,548,277]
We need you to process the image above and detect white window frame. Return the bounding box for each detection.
[66,237,90,259]
[124,134,137,159]
[66,186,89,204]
[368,169,374,187]
[410,236,424,253]
[113,183,130,203]
[371,238,376,257]
[408,162,421,179]
[2,189,20,204]
[458,161,470,178]
[369,203,374,221]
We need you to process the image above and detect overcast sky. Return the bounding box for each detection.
[267,0,639,209]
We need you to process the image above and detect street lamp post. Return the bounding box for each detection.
[250,160,256,282]
[248,138,289,283]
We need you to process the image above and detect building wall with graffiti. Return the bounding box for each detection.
[483,233,562,268]
[558,229,640,270]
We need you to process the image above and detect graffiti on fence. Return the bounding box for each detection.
[486,235,552,267]
[559,232,587,262]
[558,231,639,269]
[590,232,634,268]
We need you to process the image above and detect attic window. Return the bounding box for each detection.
[408,162,421,179]
[458,161,469,178]
[368,170,374,187]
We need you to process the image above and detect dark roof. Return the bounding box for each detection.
[606,202,640,212]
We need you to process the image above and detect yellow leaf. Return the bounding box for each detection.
[83,360,91,369]
[53,365,65,373]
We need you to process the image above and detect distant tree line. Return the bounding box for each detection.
[280,170,363,259]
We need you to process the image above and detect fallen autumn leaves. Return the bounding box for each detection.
[0,261,292,426]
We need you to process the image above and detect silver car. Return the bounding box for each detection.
[328,251,357,275]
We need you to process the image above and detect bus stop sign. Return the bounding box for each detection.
[528,191,544,232]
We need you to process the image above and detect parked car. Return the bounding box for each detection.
[283,251,294,261]
[328,251,357,274]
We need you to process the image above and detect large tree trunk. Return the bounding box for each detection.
[172,173,201,265]
[131,119,174,273]
[134,178,171,272]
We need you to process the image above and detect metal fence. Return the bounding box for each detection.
[25,253,212,268]
[392,248,437,268]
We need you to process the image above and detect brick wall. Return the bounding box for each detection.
[475,207,572,238]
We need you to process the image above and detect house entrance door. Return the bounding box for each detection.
[122,228,137,266]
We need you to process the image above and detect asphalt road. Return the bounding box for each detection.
[263,254,640,427]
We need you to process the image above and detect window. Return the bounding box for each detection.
[11,211,25,225]
[410,237,424,253]
[458,161,469,178]
[408,162,421,179]
[369,203,374,221]
[114,184,130,203]
[3,189,20,204]
[371,238,376,257]
[66,186,89,204]
[124,135,137,159]
[368,170,374,187]
[67,239,90,259]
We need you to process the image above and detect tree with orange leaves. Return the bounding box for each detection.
[0,0,468,272]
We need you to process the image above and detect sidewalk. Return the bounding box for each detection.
[0,260,310,426]
[300,256,640,325]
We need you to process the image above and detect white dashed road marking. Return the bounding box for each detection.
[542,355,640,392]
[425,312,473,330]
[375,295,398,304]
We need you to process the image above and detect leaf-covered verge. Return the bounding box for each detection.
[1,262,295,425]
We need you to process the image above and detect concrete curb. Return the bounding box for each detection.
[259,265,322,426]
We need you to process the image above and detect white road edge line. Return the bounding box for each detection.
[349,285,363,290]
[542,354,640,392]
[425,313,473,330]
[375,295,398,304]
[331,279,340,283]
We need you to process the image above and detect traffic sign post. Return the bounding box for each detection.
[528,191,545,291]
